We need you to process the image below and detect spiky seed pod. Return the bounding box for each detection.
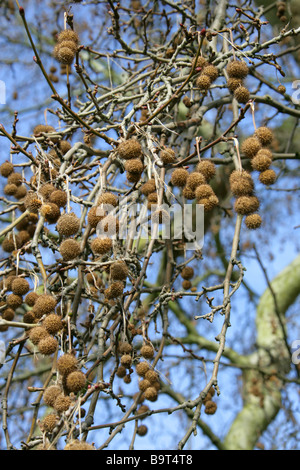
[186,172,206,190]
[2,233,21,252]
[147,192,158,208]
[58,140,72,154]
[195,184,215,200]
[171,168,189,187]
[256,148,273,160]
[124,158,144,175]
[38,336,58,355]
[87,206,104,228]
[53,44,75,65]
[90,237,112,255]
[192,55,208,69]
[181,266,194,280]
[104,281,124,300]
[226,60,249,79]
[136,362,150,377]
[143,386,158,402]
[58,40,78,54]
[227,77,243,92]
[6,294,23,309]
[7,172,22,186]
[136,404,150,418]
[23,311,35,324]
[43,313,63,335]
[4,184,18,196]
[204,400,217,415]
[139,379,151,392]
[33,294,57,317]
[140,344,154,359]
[2,308,15,321]
[56,213,80,237]
[38,183,55,200]
[64,440,95,451]
[196,160,216,180]
[117,139,142,160]
[57,30,79,45]
[202,65,218,82]
[32,124,52,136]
[137,424,148,437]
[145,370,159,384]
[49,190,67,207]
[234,195,260,215]
[259,169,277,185]
[251,153,272,172]
[229,170,254,197]
[59,239,81,261]
[53,394,72,412]
[40,414,58,433]
[140,179,156,196]
[197,195,219,212]
[182,186,196,200]
[116,365,127,378]
[25,291,39,307]
[245,213,262,230]
[182,280,192,290]
[98,215,119,237]
[160,148,176,164]
[234,86,250,104]
[3,274,17,290]
[11,277,30,296]
[24,192,42,213]
[196,74,211,91]
[66,371,86,393]
[97,192,118,207]
[241,137,262,158]
[14,185,27,200]
[0,161,14,177]
[277,85,286,94]
[110,261,128,281]
[118,341,132,354]
[120,354,132,369]
[56,353,78,376]
[41,203,61,224]
[43,385,62,407]
[127,171,142,183]
[28,326,49,345]
[254,126,273,146]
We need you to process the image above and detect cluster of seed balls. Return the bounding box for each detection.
[226,59,250,104]
[203,386,217,415]
[194,56,219,93]
[117,138,144,183]
[53,29,79,66]
[39,353,87,435]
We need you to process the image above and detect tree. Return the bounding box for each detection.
[0,0,299,451]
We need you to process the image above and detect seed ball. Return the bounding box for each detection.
[251,154,272,172]
[241,137,261,158]
[234,195,260,215]
[116,365,127,378]
[28,326,49,345]
[256,148,273,161]
[139,379,151,392]
[145,370,159,384]
[33,294,57,317]
[32,124,51,136]
[136,362,150,377]
[7,172,22,186]
[160,148,176,164]
[25,291,39,307]
[11,277,30,296]
[140,179,156,196]
[87,206,104,229]
[181,266,194,280]
[38,183,55,200]
[127,171,142,183]
[15,185,27,200]
[40,414,58,433]
[91,237,112,255]
[136,404,150,418]
[182,280,192,290]
[0,162,14,177]
[147,192,158,210]
[170,168,189,187]
[57,353,78,376]
[118,341,133,354]
[229,170,254,197]
[54,45,75,65]
[124,375,132,384]
[143,386,158,402]
[58,140,72,155]
[204,400,217,415]
[234,86,250,104]
[4,183,18,196]
[120,354,132,368]
[49,190,67,207]
[196,160,216,180]
[245,213,262,230]
[54,394,72,412]
[117,139,142,160]
[202,64,218,82]
[56,213,80,237]
[98,215,119,237]
[277,85,286,94]
[196,73,212,91]
[23,311,36,324]
[2,308,15,321]
[97,192,118,208]
[195,184,214,200]
[66,370,87,393]
[41,203,61,224]
[125,158,144,175]
[6,294,23,309]
[104,281,124,300]
[43,314,63,335]
[259,169,277,185]
[2,233,22,252]
[197,195,219,212]
[254,126,273,146]
[226,60,249,79]
[140,344,154,359]
[43,385,62,407]
[38,336,58,355]
[186,172,206,190]
[110,261,128,281]
[192,55,208,69]
[59,239,81,261]
[182,186,195,200]
[57,29,79,45]
[24,192,42,213]
[227,78,243,92]
[137,424,149,436]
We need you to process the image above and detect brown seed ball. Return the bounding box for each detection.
[97,192,118,208]
[226,60,249,79]
[54,394,72,412]
[254,126,273,146]
[186,172,206,190]
[6,294,23,309]
[277,85,286,94]
[139,379,151,392]
[202,64,218,82]
[140,344,154,360]
[66,370,86,393]
[124,374,132,384]
[145,370,159,384]
[117,139,142,160]
[140,179,156,196]
[59,140,72,155]
[87,206,104,228]
[38,183,55,200]
[147,192,158,210]
[0,161,14,177]
[245,213,262,230]
[171,168,189,187]
[136,362,150,377]
[127,171,142,183]
[234,195,260,215]
[43,385,62,407]
[116,365,127,378]
[2,234,21,252]
[18,230,30,246]
[251,154,272,172]
[229,170,254,197]
[49,190,68,207]
[137,425,148,436]
[160,148,176,164]
[15,186,27,200]
[125,158,144,175]
[28,326,49,345]
[56,353,78,376]
[259,169,277,185]
[143,386,158,402]
[41,203,61,224]
[110,261,128,281]
[181,266,194,280]
[4,183,18,196]
[56,213,80,237]
[38,336,58,355]
[197,195,219,212]
[91,237,112,255]
[241,137,262,159]
[196,160,216,180]
[204,400,217,415]
[118,341,133,354]
[234,86,250,104]
[40,414,58,433]
[182,280,192,290]
[33,294,57,317]
[120,354,132,368]
[227,77,243,92]
[23,311,36,324]
[64,440,95,451]
[54,45,75,65]
[11,277,30,296]
[57,30,79,45]
[192,56,208,69]
[43,313,63,335]
[24,192,42,213]
[2,308,15,321]
[24,291,39,307]
[196,73,212,91]
[136,404,150,418]
[7,172,22,186]
[195,184,214,200]
[59,239,81,261]
[104,281,124,299]
[182,186,196,200]
[98,215,119,237]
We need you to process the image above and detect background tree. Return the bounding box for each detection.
[0,0,299,451]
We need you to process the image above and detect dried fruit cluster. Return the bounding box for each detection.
[53,29,79,65]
